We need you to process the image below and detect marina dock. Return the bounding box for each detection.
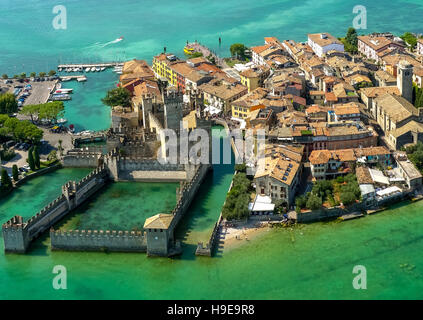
[60,75,87,82]
[58,62,124,69]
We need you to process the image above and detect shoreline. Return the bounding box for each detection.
[220,220,273,252]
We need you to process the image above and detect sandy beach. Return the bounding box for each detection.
[220,219,273,251]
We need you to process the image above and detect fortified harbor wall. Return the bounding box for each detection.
[50,229,146,252]
[4,145,211,256]
[2,166,109,253]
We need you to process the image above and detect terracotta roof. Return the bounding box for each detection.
[374,93,419,123]
[360,86,400,99]
[358,35,404,51]
[356,166,374,185]
[251,44,272,55]
[334,104,360,116]
[308,33,343,47]
[254,153,300,186]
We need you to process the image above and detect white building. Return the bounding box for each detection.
[418,39,423,56]
[307,33,344,58]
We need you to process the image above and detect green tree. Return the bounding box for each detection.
[1,168,12,190]
[306,194,322,210]
[342,27,358,54]
[340,191,356,206]
[48,70,57,77]
[0,93,18,114]
[39,72,46,77]
[33,146,40,169]
[27,147,36,171]
[20,72,26,79]
[295,195,307,209]
[230,43,248,60]
[401,32,417,48]
[39,101,65,122]
[101,87,132,108]
[1,74,8,79]
[29,72,36,78]
[234,163,247,172]
[12,165,19,181]
[47,150,57,162]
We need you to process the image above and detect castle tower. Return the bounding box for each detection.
[397,60,413,103]
[141,94,154,130]
[163,91,183,132]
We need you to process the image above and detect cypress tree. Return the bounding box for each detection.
[12,165,18,181]
[33,146,40,169]
[27,147,35,171]
[1,169,12,190]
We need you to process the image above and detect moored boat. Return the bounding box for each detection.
[57,118,68,124]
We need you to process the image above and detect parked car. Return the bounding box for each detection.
[5,140,15,148]
[23,164,30,171]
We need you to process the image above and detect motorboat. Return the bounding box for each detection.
[50,93,71,101]
[101,67,106,71]
[55,88,73,94]
[77,76,87,82]
[91,67,96,72]
[95,67,101,72]
[85,67,90,72]
[57,118,67,124]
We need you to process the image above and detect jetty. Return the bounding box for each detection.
[58,62,124,69]
[60,75,87,82]
[339,212,364,221]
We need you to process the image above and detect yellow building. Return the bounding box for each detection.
[239,66,270,93]
[152,53,181,87]
[231,88,269,119]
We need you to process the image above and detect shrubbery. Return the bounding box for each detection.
[295,174,361,212]
[222,172,252,221]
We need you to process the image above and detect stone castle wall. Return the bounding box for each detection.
[50,229,146,252]
[63,152,102,168]
[2,166,110,253]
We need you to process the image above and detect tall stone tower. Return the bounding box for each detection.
[397,60,413,103]
[163,91,183,132]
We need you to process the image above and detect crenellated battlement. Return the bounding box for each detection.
[2,215,26,230]
[50,228,147,253]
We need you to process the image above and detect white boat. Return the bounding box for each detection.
[55,88,73,94]
[57,118,67,124]
[73,68,79,72]
[91,67,96,72]
[56,83,62,89]
[101,67,106,71]
[85,67,90,72]
[66,68,72,72]
[95,67,101,72]
[58,68,62,72]
[77,76,87,82]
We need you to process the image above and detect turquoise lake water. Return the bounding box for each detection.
[1,0,423,299]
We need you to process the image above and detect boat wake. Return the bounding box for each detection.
[102,36,124,47]
[85,37,124,49]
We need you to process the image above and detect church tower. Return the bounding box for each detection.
[397,60,414,104]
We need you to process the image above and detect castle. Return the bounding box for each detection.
[2,89,213,257]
